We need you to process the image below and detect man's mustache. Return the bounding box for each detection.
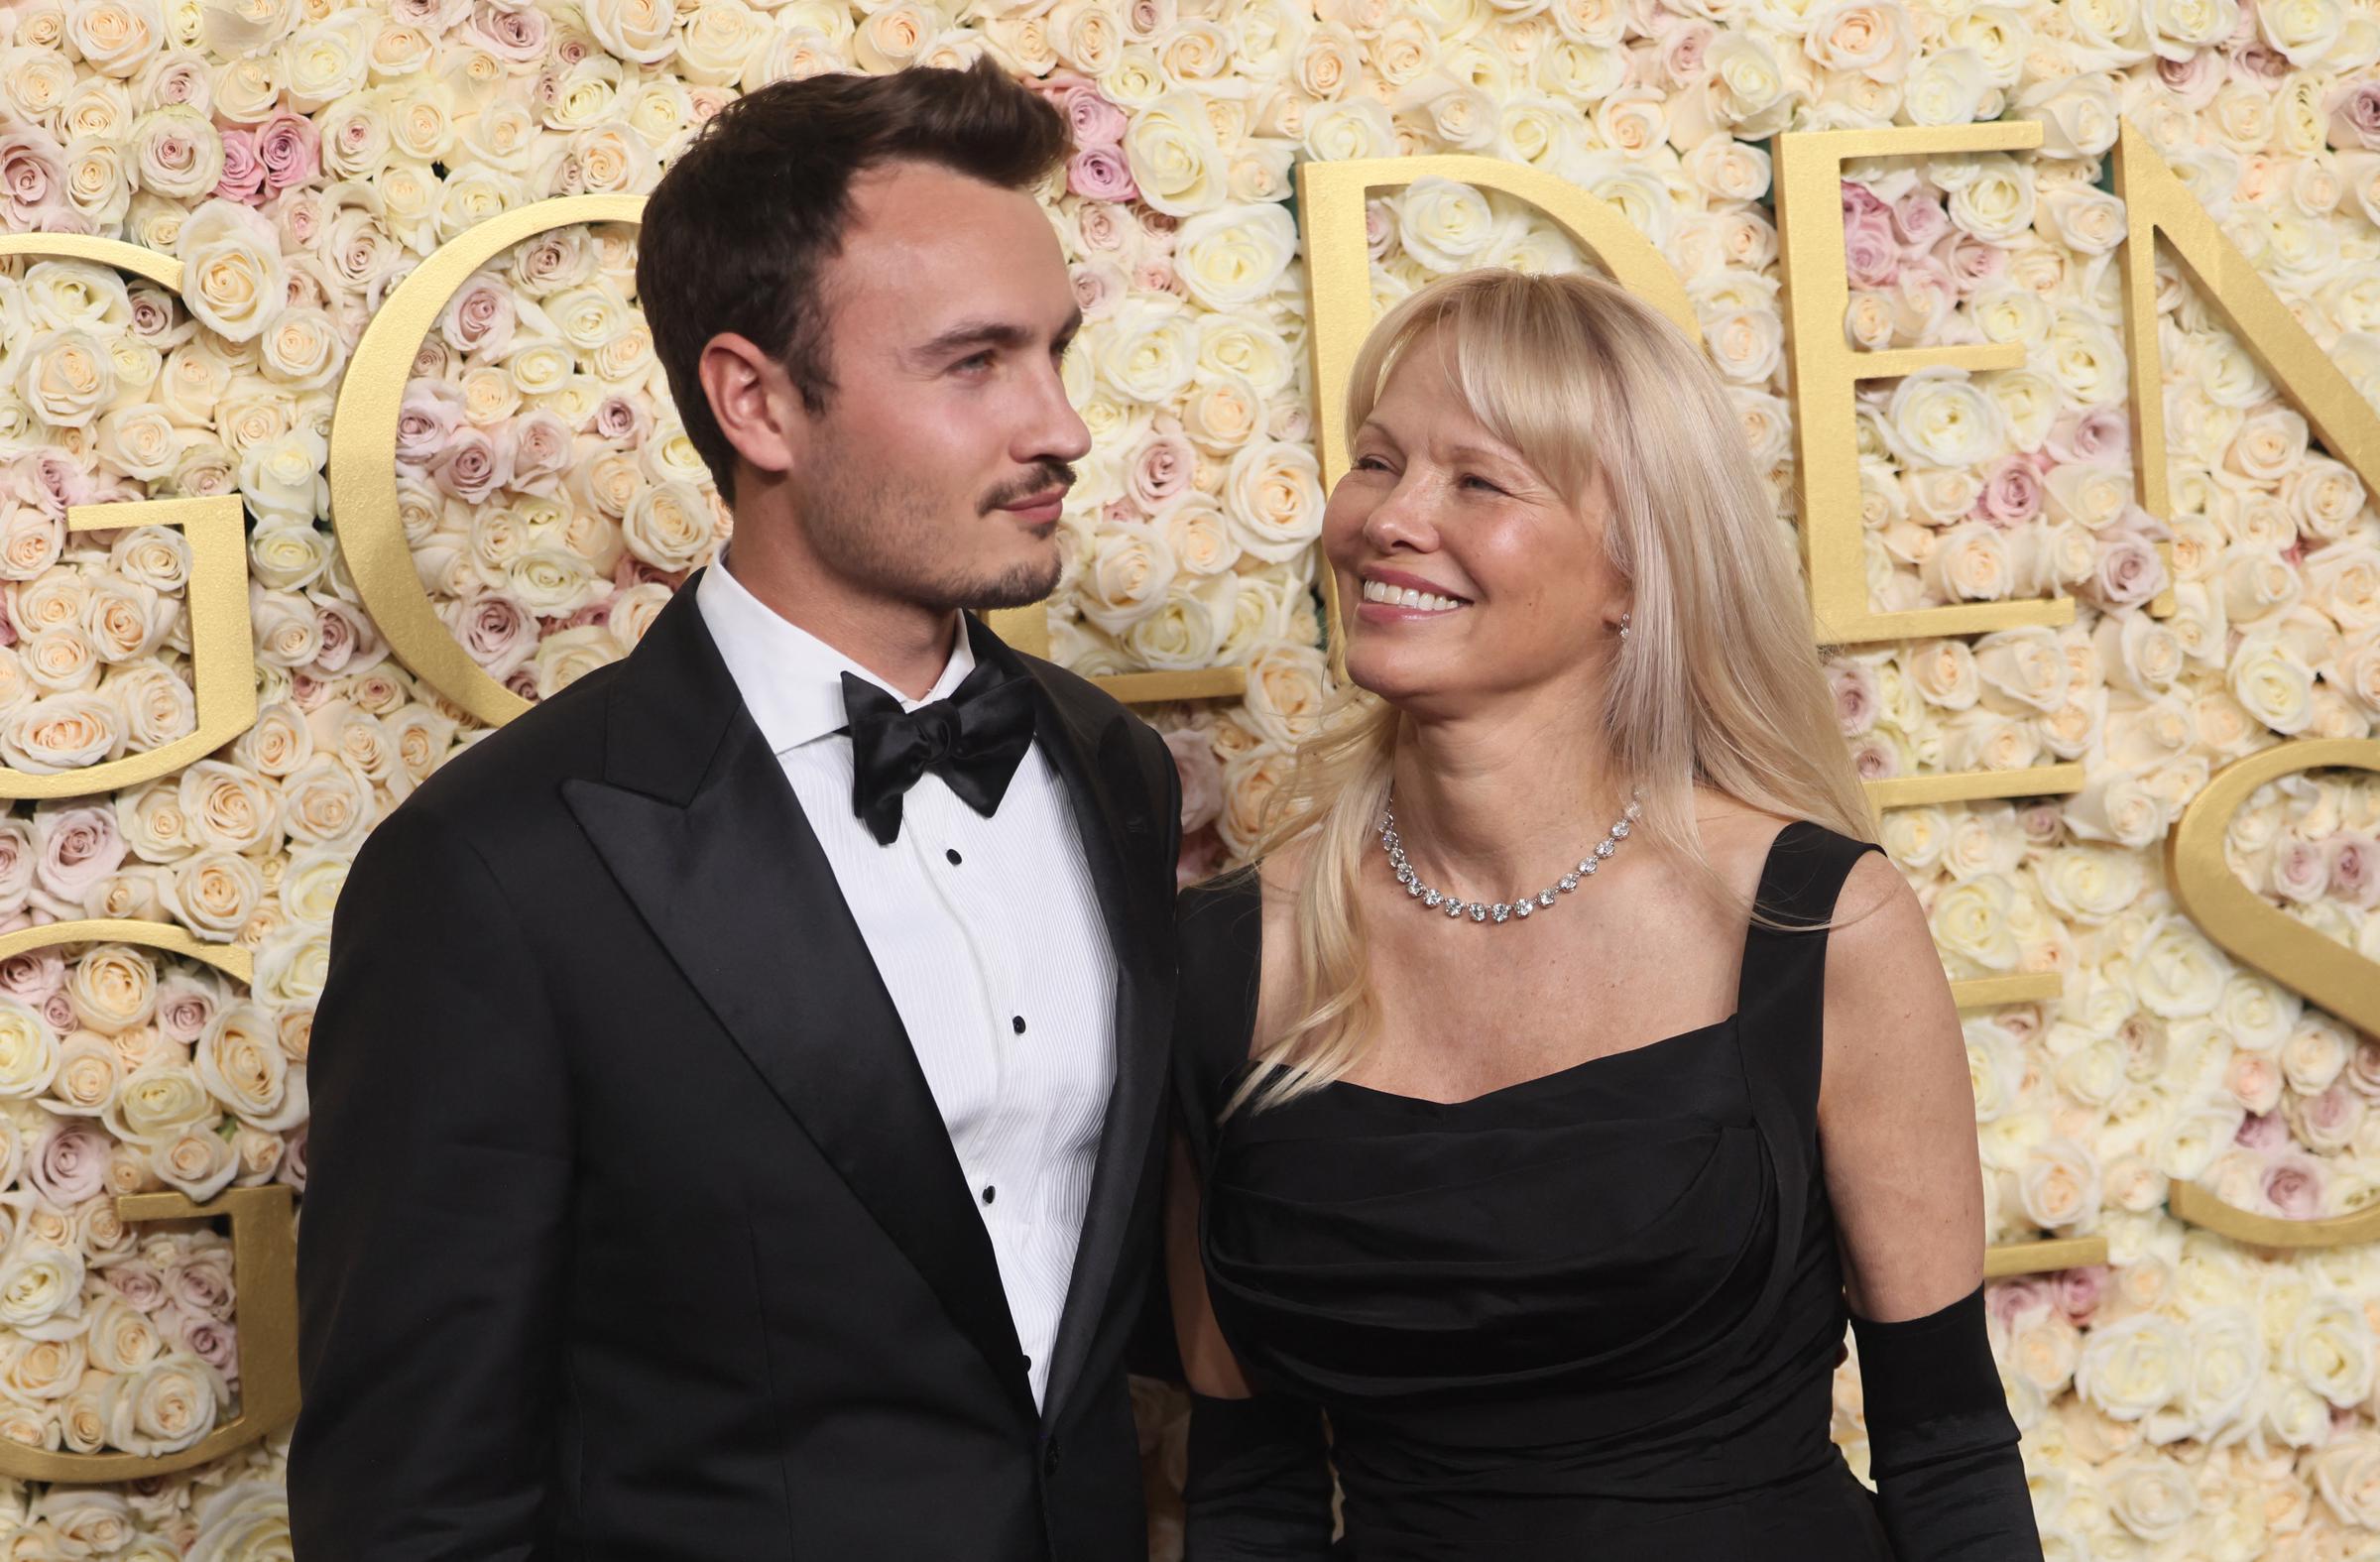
[983,461,1077,513]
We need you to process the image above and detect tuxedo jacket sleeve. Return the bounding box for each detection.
[290,796,573,1560]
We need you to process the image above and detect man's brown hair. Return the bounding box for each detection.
[635,60,1072,504]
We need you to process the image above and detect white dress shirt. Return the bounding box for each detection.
[696,561,1116,1409]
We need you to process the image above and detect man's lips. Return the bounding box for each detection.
[999,490,1068,523]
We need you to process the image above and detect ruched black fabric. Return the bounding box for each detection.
[1175,821,2035,1561]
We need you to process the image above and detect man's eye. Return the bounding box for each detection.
[955,351,995,373]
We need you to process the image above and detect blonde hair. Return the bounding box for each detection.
[1230,267,1875,1117]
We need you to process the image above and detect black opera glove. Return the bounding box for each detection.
[1851,1283,2045,1562]
[1183,1390,1337,1561]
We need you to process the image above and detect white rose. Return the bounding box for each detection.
[2076,1312,2189,1422]
[2130,914,2231,1018]
[1225,440,1324,564]
[175,198,287,343]
[1902,47,1989,125]
[1173,203,1297,311]
[1396,177,1497,274]
[1124,92,1225,217]
[100,1354,224,1456]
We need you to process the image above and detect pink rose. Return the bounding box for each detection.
[1075,201,1129,254]
[508,410,573,496]
[431,425,513,504]
[278,1125,308,1192]
[1847,735,1900,780]
[1067,147,1137,202]
[30,1122,110,1207]
[2082,533,2168,610]
[1054,81,1129,149]
[104,1261,168,1311]
[2272,838,2330,903]
[1891,192,1950,249]
[253,108,325,188]
[311,597,387,679]
[148,56,210,110]
[2328,833,2380,907]
[1975,455,2043,527]
[589,395,650,446]
[0,122,66,229]
[2329,80,2380,150]
[1828,660,1879,735]
[2265,1156,2324,1219]
[2155,50,2224,107]
[2237,1110,2290,1150]
[1660,18,1718,85]
[167,1253,235,1320]
[2233,43,2290,85]
[1842,187,1897,290]
[2053,1265,2106,1325]
[2017,800,2064,845]
[33,806,125,903]
[1986,1275,2053,1328]
[10,451,93,521]
[214,128,266,204]
[443,593,537,680]
[2354,1036,2380,1098]
[40,991,72,1031]
[165,1307,241,1387]
[1932,231,2008,293]
[154,973,217,1045]
[1163,726,1221,834]
[439,276,516,357]
[394,381,465,469]
[1127,427,1196,511]
[2047,407,2130,464]
[465,0,547,63]
[0,950,60,1001]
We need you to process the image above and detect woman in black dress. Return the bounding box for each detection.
[1167,269,2042,1560]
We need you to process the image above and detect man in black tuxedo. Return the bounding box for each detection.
[291,60,1180,1560]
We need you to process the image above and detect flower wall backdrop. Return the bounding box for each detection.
[0,0,2376,1554]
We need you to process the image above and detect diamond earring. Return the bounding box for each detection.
[1617,611,1631,642]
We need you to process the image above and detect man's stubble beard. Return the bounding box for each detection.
[791,445,1064,615]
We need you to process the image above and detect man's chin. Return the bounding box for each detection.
[956,552,1064,614]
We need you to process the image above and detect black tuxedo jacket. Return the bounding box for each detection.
[290,578,1182,1561]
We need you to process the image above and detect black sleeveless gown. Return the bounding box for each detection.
[1175,822,1903,1559]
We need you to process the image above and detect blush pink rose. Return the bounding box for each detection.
[256,112,318,190]
[2053,1265,2106,1325]
[431,425,513,504]
[0,950,61,1002]
[40,991,73,1031]
[1053,80,1129,149]
[444,593,537,680]
[2265,1156,2324,1219]
[11,451,94,521]
[1986,1276,2053,1328]
[105,1260,168,1311]
[2329,80,2380,150]
[30,1121,110,1207]
[1847,735,1900,781]
[394,381,466,469]
[2272,838,2331,903]
[467,0,548,63]
[214,128,266,204]
[1891,192,1951,249]
[33,806,125,903]
[0,123,66,229]
[2327,832,2380,908]
[2082,533,2168,610]
[589,395,650,446]
[2237,1110,2290,1149]
[154,974,217,1044]
[508,410,573,495]
[2155,50,2225,106]
[2047,407,2131,464]
[1933,231,2008,293]
[1976,455,2044,527]
[1067,147,1137,202]
[1128,427,1196,511]
[439,275,516,357]
[1828,660,1880,735]
[1842,186,1899,288]
[1660,18,1719,85]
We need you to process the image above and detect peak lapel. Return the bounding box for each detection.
[562,584,1032,1417]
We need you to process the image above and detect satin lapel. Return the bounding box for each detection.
[562,588,1032,1416]
[981,622,1172,1423]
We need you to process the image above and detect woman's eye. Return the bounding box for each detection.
[1461,474,1503,494]
[1353,454,1391,472]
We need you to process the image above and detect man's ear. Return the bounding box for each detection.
[697,332,808,484]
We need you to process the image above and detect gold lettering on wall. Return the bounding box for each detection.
[0,922,295,1482]
[2113,121,2380,547]
[2160,740,2380,1251]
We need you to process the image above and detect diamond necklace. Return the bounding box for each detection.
[1378,784,1643,925]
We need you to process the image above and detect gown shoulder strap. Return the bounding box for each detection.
[1734,819,1888,1125]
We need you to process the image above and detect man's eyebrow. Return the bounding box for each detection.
[912,307,1086,360]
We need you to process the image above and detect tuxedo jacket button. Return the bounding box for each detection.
[1042,1440,1061,1478]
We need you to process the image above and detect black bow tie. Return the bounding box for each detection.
[841,661,1037,846]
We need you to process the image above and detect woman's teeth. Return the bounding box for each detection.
[1362,580,1465,612]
